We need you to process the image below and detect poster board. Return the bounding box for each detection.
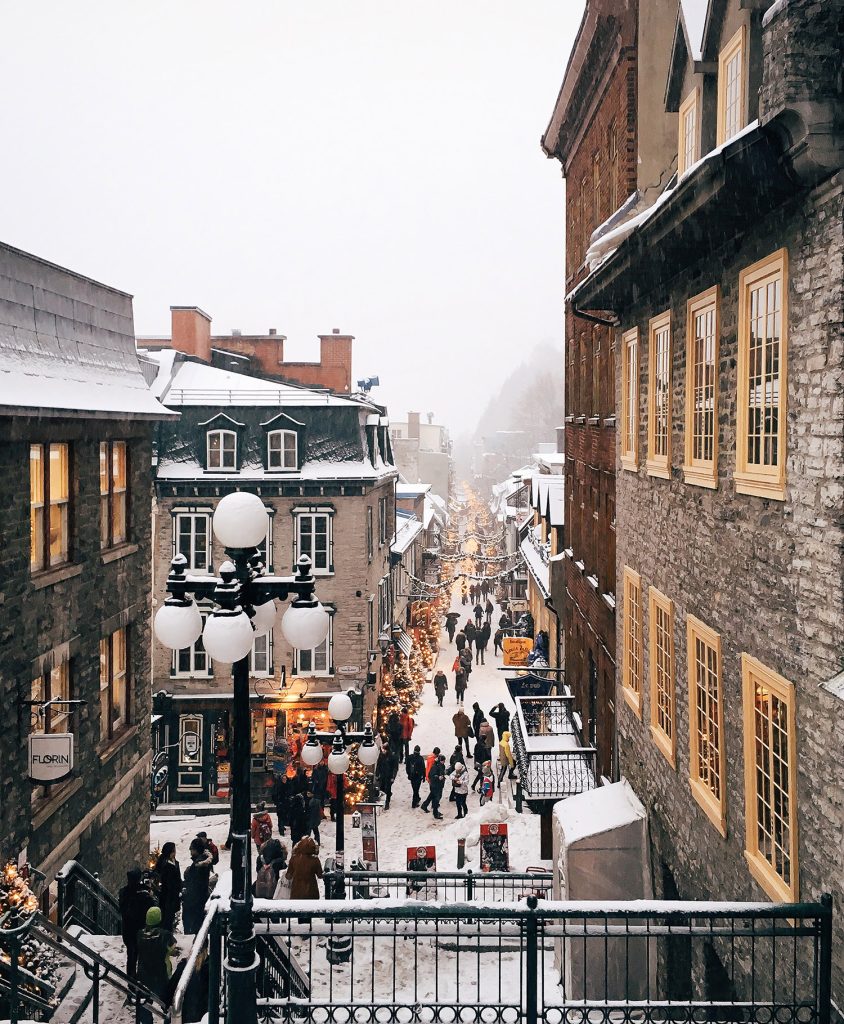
[406,845,437,899]
[360,803,378,870]
[479,823,510,872]
[502,637,532,666]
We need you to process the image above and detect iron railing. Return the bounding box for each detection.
[322,869,553,903]
[56,859,122,935]
[519,695,575,736]
[181,894,833,1023]
[511,715,597,801]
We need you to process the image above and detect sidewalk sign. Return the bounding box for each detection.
[406,845,437,899]
[359,802,379,870]
[502,637,532,666]
[479,823,509,872]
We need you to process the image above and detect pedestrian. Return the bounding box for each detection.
[255,838,288,897]
[386,711,403,755]
[459,646,473,679]
[445,611,460,643]
[312,761,329,802]
[448,744,466,771]
[424,755,447,819]
[461,581,468,606]
[455,629,467,653]
[464,619,477,651]
[420,748,442,811]
[489,702,511,740]
[477,716,494,750]
[498,730,516,785]
[481,580,490,601]
[271,773,290,836]
[493,628,504,656]
[476,622,490,665]
[251,803,273,847]
[479,762,495,805]
[288,792,307,845]
[433,669,448,706]
[452,705,472,755]
[306,792,323,845]
[285,836,323,900]
[451,761,469,819]
[471,702,484,739]
[135,906,177,1004]
[119,868,156,980]
[399,709,415,761]
[181,839,215,935]
[485,598,494,624]
[499,611,513,631]
[471,737,491,792]
[376,741,399,810]
[454,666,467,703]
[154,842,182,933]
[195,831,219,866]
[405,744,426,808]
[473,602,484,628]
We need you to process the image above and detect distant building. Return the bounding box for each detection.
[0,243,172,900]
[390,411,453,505]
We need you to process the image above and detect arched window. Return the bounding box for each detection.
[207,429,237,471]
[267,429,297,470]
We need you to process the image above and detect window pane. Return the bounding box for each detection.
[31,445,44,570]
[48,444,69,566]
[99,637,110,741]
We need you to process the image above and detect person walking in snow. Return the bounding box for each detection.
[376,741,399,810]
[399,710,415,761]
[489,702,511,740]
[471,737,491,792]
[420,748,442,812]
[493,627,504,656]
[473,602,484,629]
[448,744,466,771]
[484,598,494,625]
[452,706,472,755]
[424,755,447,819]
[386,711,403,756]
[477,716,494,750]
[476,621,490,665]
[433,669,448,706]
[497,730,516,785]
[405,745,426,808]
[181,839,214,935]
[464,619,476,652]
[286,837,323,900]
[471,701,484,739]
[479,762,495,805]
[450,761,469,819]
[445,611,460,644]
[455,629,467,653]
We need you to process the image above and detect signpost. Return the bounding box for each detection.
[406,845,437,899]
[502,637,533,666]
[479,823,510,872]
[28,733,73,783]
[359,802,379,870]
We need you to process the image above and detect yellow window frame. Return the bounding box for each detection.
[678,87,700,176]
[648,587,676,767]
[716,25,748,146]
[621,566,642,716]
[621,328,639,471]
[684,286,720,489]
[646,312,671,479]
[687,615,726,835]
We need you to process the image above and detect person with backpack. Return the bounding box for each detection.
[136,906,177,1003]
[405,744,426,808]
[119,868,156,979]
[255,839,288,899]
[479,762,495,805]
[459,646,473,680]
[477,716,494,750]
[433,669,448,706]
[181,839,215,934]
[251,803,273,847]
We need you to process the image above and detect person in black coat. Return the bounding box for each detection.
[484,599,494,624]
[489,702,511,740]
[445,612,460,643]
[405,745,426,808]
[376,742,399,810]
[119,868,156,979]
[448,744,466,771]
[272,773,291,836]
[386,711,403,754]
[471,702,484,739]
[455,630,467,653]
[473,603,484,628]
[181,840,214,935]
[471,738,491,792]
[154,843,182,932]
[476,621,491,665]
[459,647,473,679]
[464,620,477,651]
[424,755,447,819]
[288,792,307,845]
[312,762,329,802]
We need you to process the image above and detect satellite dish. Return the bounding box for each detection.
[356,376,381,393]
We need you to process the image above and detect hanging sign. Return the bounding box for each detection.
[502,637,533,666]
[479,823,510,872]
[28,733,73,783]
[406,845,437,900]
[505,673,555,700]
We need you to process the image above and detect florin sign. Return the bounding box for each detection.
[28,732,73,783]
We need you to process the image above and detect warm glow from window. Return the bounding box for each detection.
[621,329,638,471]
[684,287,720,488]
[647,312,671,478]
[687,616,726,835]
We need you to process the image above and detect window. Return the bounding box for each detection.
[647,312,671,478]
[207,429,237,471]
[100,441,128,548]
[379,496,388,545]
[735,249,788,499]
[742,655,798,900]
[621,567,642,715]
[296,511,332,574]
[173,606,212,677]
[592,152,601,224]
[296,616,333,676]
[592,332,601,416]
[648,588,676,766]
[620,329,638,470]
[250,632,272,676]
[687,616,726,835]
[367,505,374,562]
[717,26,747,145]
[378,576,390,631]
[607,121,619,213]
[678,88,700,175]
[31,662,71,736]
[684,286,720,488]
[174,512,211,571]
[99,628,129,743]
[30,443,70,571]
[267,430,297,471]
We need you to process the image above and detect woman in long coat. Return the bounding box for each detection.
[286,836,324,900]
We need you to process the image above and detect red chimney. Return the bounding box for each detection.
[170,306,212,362]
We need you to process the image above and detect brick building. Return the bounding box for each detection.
[141,326,398,804]
[571,0,844,1003]
[0,243,172,899]
[541,0,642,779]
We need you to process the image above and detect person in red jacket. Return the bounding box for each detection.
[424,746,442,781]
[251,803,273,846]
[399,711,415,761]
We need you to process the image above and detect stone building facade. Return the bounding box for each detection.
[0,243,171,899]
[143,346,398,804]
[572,0,843,1005]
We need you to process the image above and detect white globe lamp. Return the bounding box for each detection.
[213,491,268,549]
[300,724,324,767]
[202,608,255,663]
[357,724,379,768]
[251,598,277,637]
[280,599,330,649]
[154,599,203,650]
[327,732,350,775]
[327,691,354,724]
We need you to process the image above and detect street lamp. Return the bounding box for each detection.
[153,490,330,1024]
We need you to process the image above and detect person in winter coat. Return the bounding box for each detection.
[195,832,219,866]
[423,746,441,783]
[405,744,426,807]
[459,646,473,679]
[493,628,504,656]
[423,755,446,819]
[136,906,177,1003]
[154,843,182,932]
[454,666,467,703]
[255,837,288,882]
[312,761,329,802]
[473,602,484,628]
[455,630,467,653]
[477,717,494,750]
[286,836,323,900]
[288,792,307,845]
[448,744,466,771]
[471,702,484,739]
[181,839,215,934]
[399,710,415,760]
[376,742,400,809]
[119,868,156,979]
[476,622,490,665]
[489,702,511,739]
[479,762,495,805]
[305,792,323,845]
[461,581,468,605]
[433,670,448,706]
[450,761,469,819]
[498,612,513,631]
[386,711,403,755]
[445,611,460,643]
[452,706,472,754]
[481,580,490,601]
[464,620,477,651]
[497,731,516,785]
[484,599,494,624]
[471,738,491,791]
[251,803,273,847]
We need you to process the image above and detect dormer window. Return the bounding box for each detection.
[268,430,297,471]
[207,429,237,471]
[717,26,747,145]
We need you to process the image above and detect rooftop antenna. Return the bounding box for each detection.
[356,375,380,394]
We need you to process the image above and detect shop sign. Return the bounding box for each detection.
[360,804,378,870]
[338,665,361,675]
[406,845,437,900]
[479,823,509,872]
[505,673,554,700]
[502,637,532,666]
[28,733,73,783]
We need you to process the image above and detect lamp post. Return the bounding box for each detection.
[153,491,331,1024]
[300,693,379,962]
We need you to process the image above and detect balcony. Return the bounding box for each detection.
[510,694,596,805]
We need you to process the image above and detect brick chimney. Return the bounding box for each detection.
[317,331,353,393]
[170,306,212,362]
[408,411,420,440]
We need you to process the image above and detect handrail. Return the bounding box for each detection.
[55,859,121,912]
[56,858,122,935]
[170,902,218,1024]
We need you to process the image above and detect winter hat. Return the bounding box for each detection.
[146,906,162,927]
[414,745,421,753]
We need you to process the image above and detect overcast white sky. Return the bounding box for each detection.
[3,2,581,435]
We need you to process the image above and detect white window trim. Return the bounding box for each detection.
[294,610,334,677]
[207,429,237,472]
[250,630,273,677]
[267,429,298,471]
[646,312,672,479]
[294,509,334,576]
[173,511,212,572]
[620,328,639,471]
[172,606,213,678]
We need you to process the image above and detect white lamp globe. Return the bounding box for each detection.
[154,600,203,650]
[251,599,277,637]
[357,730,379,767]
[327,692,354,723]
[327,742,350,776]
[212,491,268,549]
[202,608,255,663]
[280,600,330,649]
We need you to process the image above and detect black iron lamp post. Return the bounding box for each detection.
[153,491,331,1024]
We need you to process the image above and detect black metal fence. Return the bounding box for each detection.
[197,894,833,1024]
[323,868,553,903]
[511,716,596,801]
[55,858,122,935]
[519,695,574,736]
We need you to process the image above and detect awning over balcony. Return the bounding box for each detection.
[520,533,550,599]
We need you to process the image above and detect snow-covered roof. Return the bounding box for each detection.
[156,457,393,483]
[679,0,708,62]
[391,514,424,555]
[519,534,550,599]
[554,778,646,847]
[396,483,431,498]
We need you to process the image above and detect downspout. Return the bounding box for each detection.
[570,303,619,328]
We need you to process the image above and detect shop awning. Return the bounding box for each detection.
[395,630,413,657]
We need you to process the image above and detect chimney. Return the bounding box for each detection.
[408,411,420,440]
[170,306,212,362]
[317,332,354,393]
[268,328,277,336]
[556,425,565,454]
